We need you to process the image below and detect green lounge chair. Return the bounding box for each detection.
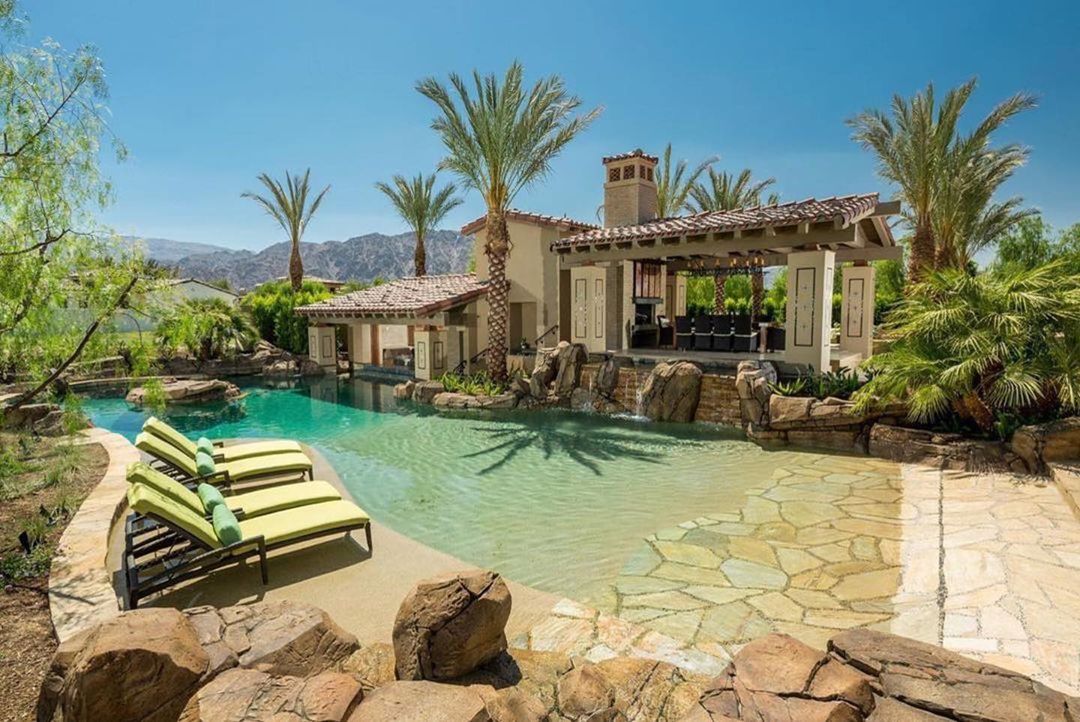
[126,462,341,519]
[143,416,304,462]
[123,482,371,609]
[135,431,313,484]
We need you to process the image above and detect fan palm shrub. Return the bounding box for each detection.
[854,261,1080,433]
[242,169,330,291]
[417,62,600,381]
[156,298,257,361]
[242,280,331,354]
[375,173,462,276]
[654,143,716,218]
[848,80,1035,281]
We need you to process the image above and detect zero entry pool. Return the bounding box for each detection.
[85,376,908,647]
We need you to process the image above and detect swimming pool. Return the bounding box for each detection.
[85,375,908,649]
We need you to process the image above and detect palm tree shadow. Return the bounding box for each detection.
[463,416,707,476]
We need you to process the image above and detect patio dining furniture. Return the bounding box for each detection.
[711,314,733,352]
[122,482,370,609]
[694,314,713,350]
[675,315,694,350]
[732,314,759,353]
[143,416,304,463]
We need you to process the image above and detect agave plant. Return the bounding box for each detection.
[854,261,1080,431]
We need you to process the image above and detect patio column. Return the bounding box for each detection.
[307,324,337,369]
[784,249,836,373]
[839,263,875,362]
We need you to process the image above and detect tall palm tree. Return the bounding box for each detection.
[687,168,779,312]
[654,143,716,218]
[242,169,330,292]
[417,62,600,382]
[376,173,462,276]
[848,79,1035,282]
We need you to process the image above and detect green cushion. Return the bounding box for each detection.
[212,505,243,545]
[195,450,216,478]
[197,437,215,456]
[127,462,203,514]
[127,483,219,549]
[197,483,226,512]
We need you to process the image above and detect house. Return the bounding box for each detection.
[297,149,899,379]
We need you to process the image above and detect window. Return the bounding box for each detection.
[608,166,620,182]
[623,164,635,179]
[646,167,654,182]
[416,340,427,370]
[633,261,663,299]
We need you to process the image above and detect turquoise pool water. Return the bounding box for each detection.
[84,376,807,604]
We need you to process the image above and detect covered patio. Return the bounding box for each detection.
[553,194,901,372]
[295,273,488,380]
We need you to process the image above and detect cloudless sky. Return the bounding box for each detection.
[29,0,1080,250]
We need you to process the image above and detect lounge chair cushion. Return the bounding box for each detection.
[127,483,220,549]
[197,437,215,456]
[197,483,226,512]
[217,439,305,462]
[223,480,341,517]
[212,505,243,545]
[221,452,312,481]
[143,416,198,458]
[127,462,204,510]
[136,432,199,477]
[195,450,216,478]
[238,499,369,546]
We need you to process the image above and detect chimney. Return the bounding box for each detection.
[602,149,658,228]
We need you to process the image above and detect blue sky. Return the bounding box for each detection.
[31,0,1080,251]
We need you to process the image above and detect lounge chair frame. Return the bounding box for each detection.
[122,509,372,609]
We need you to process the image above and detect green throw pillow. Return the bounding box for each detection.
[196,437,215,456]
[197,483,225,512]
[212,505,242,545]
[195,450,216,478]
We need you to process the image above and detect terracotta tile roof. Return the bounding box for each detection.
[553,194,883,250]
[602,149,659,164]
[461,209,599,236]
[295,273,487,319]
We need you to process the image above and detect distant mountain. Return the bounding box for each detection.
[138,230,473,291]
[118,236,233,263]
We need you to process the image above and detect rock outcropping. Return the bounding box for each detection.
[639,361,703,423]
[126,378,243,406]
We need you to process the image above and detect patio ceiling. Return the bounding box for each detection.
[553,194,900,268]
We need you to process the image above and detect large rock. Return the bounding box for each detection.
[179,669,363,722]
[412,380,446,405]
[432,392,519,411]
[529,344,561,398]
[1011,416,1080,473]
[553,342,589,399]
[38,608,209,722]
[184,601,360,678]
[594,357,621,399]
[734,361,776,429]
[640,361,703,423]
[868,423,1016,472]
[392,570,512,681]
[1,401,64,435]
[393,380,415,400]
[341,643,397,692]
[347,680,490,722]
[126,378,242,406]
[767,394,814,428]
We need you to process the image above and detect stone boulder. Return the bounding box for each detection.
[184,601,360,678]
[126,378,242,406]
[432,392,519,411]
[393,380,416,400]
[412,380,446,405]
[179,669,364,722]
[528,344,561,398]
[767,394,814,428]
[868,423,1019,472]
[1,401,65,436]
[640,361,703,423]
[340,643,397,692]
[734,360,776,429]
[553,342,589,399]
[347,680,490,722]
[392,570,512,681]
[38,608,209,722]
[594,356,621,399]
[1011,416,1080,473]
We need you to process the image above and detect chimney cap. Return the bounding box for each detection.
[601,149,658,165]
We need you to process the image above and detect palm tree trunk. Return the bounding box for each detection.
[751,268,764,323]
[414,234,427,277]
[289,238,303,292]
[713,270,727,313]
[485,210,511,383]
[908,223,935,283]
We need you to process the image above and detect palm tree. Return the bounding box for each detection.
[848,80,1035,282]
[654,143,716,218]
[687,168,778,312]
[242,169,330,292]
[375,173,463,276]
[417,62,600,382]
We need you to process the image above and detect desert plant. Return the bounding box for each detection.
[439,371,506,397]
[854,261,1080,430]
[375,173,463,276]
[157,298,257,361]
[242,169,330,291]
[417,62,599,382]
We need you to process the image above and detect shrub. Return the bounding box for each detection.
[439,371,506,397]
[854,261,1080,432]
[157,298,257,361]
[769,367,864,400]
[242,281,331,354]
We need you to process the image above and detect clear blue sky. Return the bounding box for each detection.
[30,0,1080,250]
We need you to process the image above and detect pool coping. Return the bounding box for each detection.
[48,427,138,642]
